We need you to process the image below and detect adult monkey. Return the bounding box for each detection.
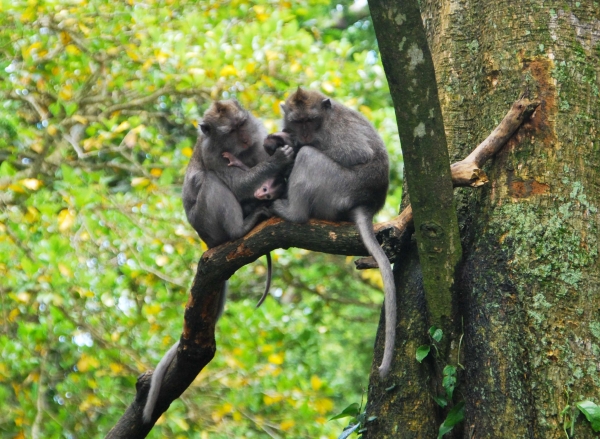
[271,88,396,378]
[143,100,294,423]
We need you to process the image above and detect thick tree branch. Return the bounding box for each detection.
[106,96,539,439]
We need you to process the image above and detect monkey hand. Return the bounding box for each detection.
[255,205,273,219]
[271,144,295,165]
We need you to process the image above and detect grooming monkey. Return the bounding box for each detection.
[271,88,396,378]
[143,100,294,423]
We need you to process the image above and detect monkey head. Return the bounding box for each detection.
[280,87,332,146]
[254,177,285,201]
[199,100,261,154]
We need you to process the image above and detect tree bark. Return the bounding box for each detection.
[366,0,600,437]
[370,0,462,337]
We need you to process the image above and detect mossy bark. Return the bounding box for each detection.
[366,1,600,437]
[370,0,462,332]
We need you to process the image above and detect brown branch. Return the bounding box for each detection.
[106,96,539,438]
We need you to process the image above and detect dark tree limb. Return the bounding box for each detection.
[106,96,539,439]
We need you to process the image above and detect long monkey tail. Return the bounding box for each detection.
[142,340,179,423]
[143,282,228,423]
[352,207,396,378]
[255,252,272,308]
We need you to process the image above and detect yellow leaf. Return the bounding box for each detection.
[65,45,80,56]
[114,121,130,133]
[21,179,42,191]
[59,31,71,45]
[16,292,30,303]
[106,47,120,56]
[263,393,283,405]
[150,168,162,177]
[232,411,242,422]
[220,65,238,77]
[30,142,44,153]
[361,269,383,289]
[280,420,295,431]
[145,304,161,316]
[126,47,140,62]
[155,255,168,267]
[24,41,42,58]
[265,50,279,62]
[77,354,100,372]
[359,105,373,119]
[310,375,322,391]
[245,62,256,74]
[72,114,88,124]
[58,85,73,101]
[109,363,124,374]
[182,146,193,158]
[321,81,335,94]
[314,397,334,414]
[58,263,72,278]
[78,23,90,35]
[305,66,315,78]
[58,209,76,232]
[131,177,150,188]
[268,353,284,365]
[47,124,58,136]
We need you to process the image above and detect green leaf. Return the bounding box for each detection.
[49,102,61,116]
[428,325,437,337]
[576,401,600,432]
[416,345,430,363]
[330,403,360,421]
[437,423,453,439]
[432,329,443,343]
[443,365,456,376]
[64,102,78,116]
[0,161,17,177]
[437,401,465,439]
[433,396,448,408]
[444,401,465,427]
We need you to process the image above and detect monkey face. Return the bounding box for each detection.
[281,88,332,146]
[254,177,285,200]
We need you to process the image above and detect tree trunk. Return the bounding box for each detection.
[366,1,600,438]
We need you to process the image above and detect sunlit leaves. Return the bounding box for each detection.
[0,0,401,438]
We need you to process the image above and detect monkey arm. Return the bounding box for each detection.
[225,146,294,201]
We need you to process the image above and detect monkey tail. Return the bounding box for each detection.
[142,282,228,423]
[255,252,272,308]
[142,340,179,423]
[352,207,396,378]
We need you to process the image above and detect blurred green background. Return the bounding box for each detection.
[0,0,402,437]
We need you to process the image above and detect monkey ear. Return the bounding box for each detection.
[321,98,332,109]
[200,123,210,135]
[280,103,287,114]
[295,87,307,102]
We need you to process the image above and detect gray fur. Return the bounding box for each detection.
[143,101,293,424]
[272,89,396,378]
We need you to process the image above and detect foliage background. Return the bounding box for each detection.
[0,0,402,437]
